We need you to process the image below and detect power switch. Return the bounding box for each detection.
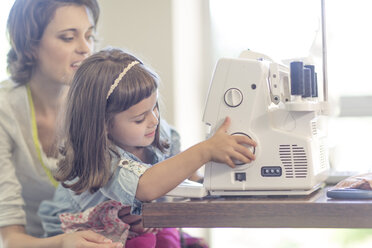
[235,172,246,182]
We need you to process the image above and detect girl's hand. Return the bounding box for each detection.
[118,208,159,235]
[61,230,122,248]
[204,117,257,168]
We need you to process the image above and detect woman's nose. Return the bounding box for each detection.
[76,37,93,56]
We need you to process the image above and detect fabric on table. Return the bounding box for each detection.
[60,200,131,245]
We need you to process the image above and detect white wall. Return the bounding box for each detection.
[97,0,214,150]
[97,0,175,125]
[172,0,214,149]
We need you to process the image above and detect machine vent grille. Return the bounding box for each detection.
[311,121,317,136]
[279,144,308,178]
[319,140,327,170]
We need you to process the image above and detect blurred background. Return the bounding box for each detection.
[1,0,372,247]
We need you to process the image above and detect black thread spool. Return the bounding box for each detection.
[314,72,318,97]
[290,61,304,97]
[304,65,318,97]
[303,67,312,98]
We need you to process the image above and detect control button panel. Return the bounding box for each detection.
[261,166,282,177]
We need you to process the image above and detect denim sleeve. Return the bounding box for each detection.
[160,119,181,157]
[38,185,79,237]
[169,126,181,156]
[100,158,149,215]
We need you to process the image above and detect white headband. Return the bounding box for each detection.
[106,60,140,100]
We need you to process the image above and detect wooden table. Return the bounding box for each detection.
[142,187,372,228]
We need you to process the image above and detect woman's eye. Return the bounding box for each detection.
[61,36,74,42]
[87,34,97,42]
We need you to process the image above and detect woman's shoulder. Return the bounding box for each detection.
[0,80,26,108]
[0,79,13,99]
[0,79,14,88]
[0,81,28,122]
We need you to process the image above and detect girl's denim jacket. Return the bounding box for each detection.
[38,120,180,237]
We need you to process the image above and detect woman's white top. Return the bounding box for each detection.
[0,80,55,237]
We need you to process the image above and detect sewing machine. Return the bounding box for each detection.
[202,50,329,196]
[167,50,330,197]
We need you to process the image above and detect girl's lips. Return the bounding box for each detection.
[145,130,156,137]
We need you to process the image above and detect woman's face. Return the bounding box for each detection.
[33,5,95,85]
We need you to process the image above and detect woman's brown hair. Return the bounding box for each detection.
[56,47,167,194]
[6,0,100,85]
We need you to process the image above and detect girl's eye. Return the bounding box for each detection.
[135,118,145,124]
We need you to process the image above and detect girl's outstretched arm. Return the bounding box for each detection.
[136,117,256,201]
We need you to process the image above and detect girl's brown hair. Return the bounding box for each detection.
[56,47,167,194]
[7,0,100,85]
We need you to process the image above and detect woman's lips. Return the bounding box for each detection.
[71,61,82,69]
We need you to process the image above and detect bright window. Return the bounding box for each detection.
[210,0,372,172]
[0,1,14,82]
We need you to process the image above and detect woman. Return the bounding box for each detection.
[0,0,121,247]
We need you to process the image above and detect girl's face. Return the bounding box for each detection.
[108,91,160,153]
[33,5,95,85]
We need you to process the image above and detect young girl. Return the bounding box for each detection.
[38,47,256,247]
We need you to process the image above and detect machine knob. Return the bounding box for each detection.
[224,88,243,107]
[231,132,256,165]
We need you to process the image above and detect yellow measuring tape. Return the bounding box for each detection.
[26,85,58,188]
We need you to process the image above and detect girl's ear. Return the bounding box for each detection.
[105,120,113,141]
[105,123,110,137]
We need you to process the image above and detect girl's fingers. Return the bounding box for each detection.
[217,117,231,133]
[123,215,142,225]
[234,144,255,161]
[231,151,252,165]
[118,207,131,218]
[224,156,236,168]
[234,135,257,147]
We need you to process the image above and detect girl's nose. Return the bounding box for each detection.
[150,109,159,127]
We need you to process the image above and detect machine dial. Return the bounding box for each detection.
[224,88,243,107]
[231,132,256,165]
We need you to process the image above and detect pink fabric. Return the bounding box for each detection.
[125,228,180,248]
[59,200,205,247]
[154,228,181,248]
[181,231,209,248]
[125,233,156,248]
[60,200,130,245]
[59,200,182,247]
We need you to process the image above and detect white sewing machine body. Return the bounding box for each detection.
[202,52,329,196]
